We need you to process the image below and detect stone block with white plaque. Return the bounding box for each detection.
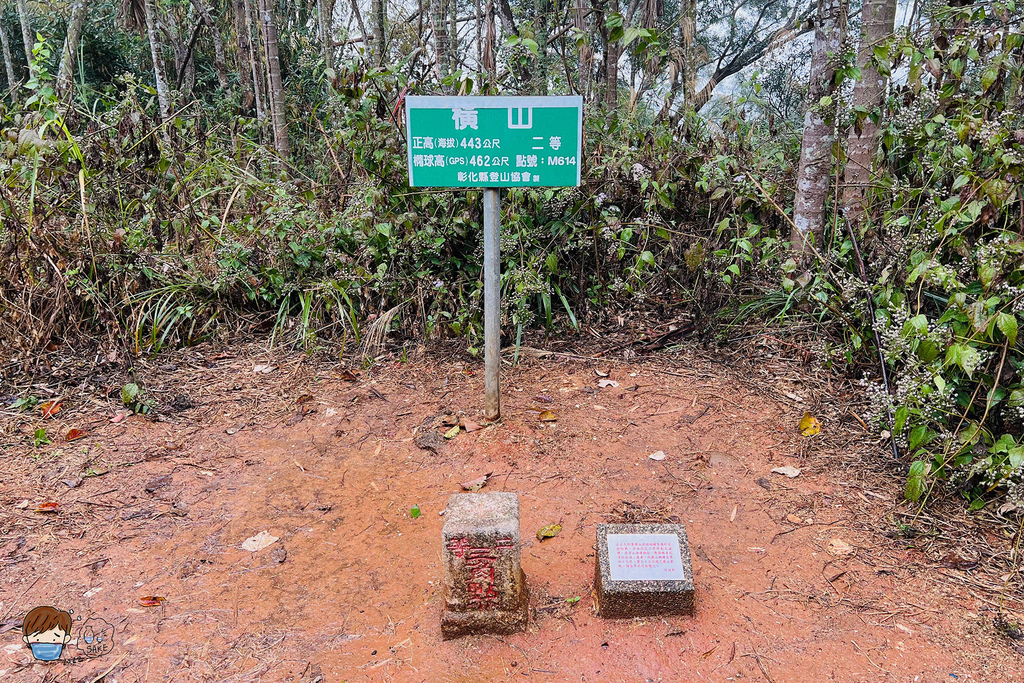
[594,523,695,618]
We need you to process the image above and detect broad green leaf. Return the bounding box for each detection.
[981,67,998,91]
[918,339,939,363]
[905,460,929,502]
[894,405,909,434]
[906,259,930,285]
[945,343,981,378]
[122,383,140,405]
[908,425,930,449]
[1009,445,1024,470]
[997,312,1018,346]
[1008,389,1024,408]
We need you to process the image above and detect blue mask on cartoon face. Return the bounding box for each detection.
[29,642,64,661]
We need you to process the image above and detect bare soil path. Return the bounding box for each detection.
[1,343,1022,682]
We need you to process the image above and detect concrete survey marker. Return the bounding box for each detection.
[595,523,695,618]
[441,492,529,638]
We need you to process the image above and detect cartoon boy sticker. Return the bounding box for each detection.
[22,606,73,661]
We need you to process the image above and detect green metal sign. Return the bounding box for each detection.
[405,95,583,188]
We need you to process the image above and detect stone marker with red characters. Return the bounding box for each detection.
[441,492,529,638]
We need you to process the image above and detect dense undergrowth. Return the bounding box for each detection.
[2,3,1024,510]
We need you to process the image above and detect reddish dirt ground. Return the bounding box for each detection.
[2,344,1023,682]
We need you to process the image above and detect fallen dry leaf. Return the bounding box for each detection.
[65,428,86,442]
[241,530,279,552]
[461,419,483,433]
[444,424,461,439]
[253,364,276,374]
[786,513,803,524]
[595,369,610,377]
[139,596,166,607]
[413,431,446,452]
[799,412,821,437]
[939,553,979,571]
[648,450,667,461]
[537,524,562,541]
[534,394,553,403]
[460,473,492,491]
[40,401,62,418]
[110,412,127,423]
[337,369,360,381]
[598,379,619,388]
[295,394,314,405]
[538,410,558,422]
[771,466,802,478]
[225,422,246,435]
[827,538,854,556]
[14,500,28,509]
[34,502,61,513]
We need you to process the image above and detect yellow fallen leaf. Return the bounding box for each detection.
[444,424,461,439]
[538,410,557,422]
[799,412,820,437]
[537,524,562,540]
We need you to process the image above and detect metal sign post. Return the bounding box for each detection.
[482,188,501,419]
[405,95,583,420]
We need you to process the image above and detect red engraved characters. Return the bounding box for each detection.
[446,537,515,610]
[446,537,471,558]
[465,548,499,610]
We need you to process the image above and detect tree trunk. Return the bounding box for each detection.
[680,0,695,105]
[497,0,516,33]
[231,0,255,109]
[429,0,450,77]
[534,0,550,94]
[791,0,847,255]
[162,13,196,94]
[575,0,591,100]
[371,0,386,64]
[258,0,290,158]
[1,22,18,100]
[483,0,495,79]
[56,0,89,101]
[604,0,620,108]
[144,0,172,118]
[192,0,229,90]
[347,0,369,54]
[244,0,266,120]
[16,0,34,77]
[318,0,334,72]
[842,0,897,227]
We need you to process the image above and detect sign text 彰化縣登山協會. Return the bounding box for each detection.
[405,96,583,188]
